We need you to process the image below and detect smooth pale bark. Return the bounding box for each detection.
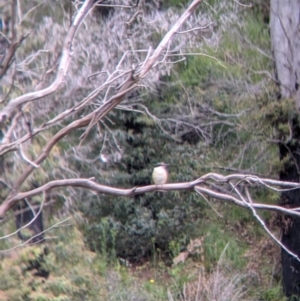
[270,0,300,103]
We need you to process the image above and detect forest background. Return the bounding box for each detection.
[0,0,296,300]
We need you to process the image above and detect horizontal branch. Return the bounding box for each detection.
[6,0,204,194]
[1,173,300,219]
[192,173,300,188]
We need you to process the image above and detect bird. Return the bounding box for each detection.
[152,162,169,185]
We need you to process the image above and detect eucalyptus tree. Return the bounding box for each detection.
[270,0,300,299]
[0,0,214,249]
[1,5,300,301]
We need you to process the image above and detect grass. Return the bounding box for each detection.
[0,213,286,301]
[171,267,251,301]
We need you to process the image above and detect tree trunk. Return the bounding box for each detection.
[270,0,300,298]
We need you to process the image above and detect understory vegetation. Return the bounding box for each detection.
[0,0,289,300]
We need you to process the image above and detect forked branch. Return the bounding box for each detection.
[0,0,95,123]
[5,0,203,195]
[0,172,299,218]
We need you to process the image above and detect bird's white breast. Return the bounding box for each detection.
[152,166,168,185]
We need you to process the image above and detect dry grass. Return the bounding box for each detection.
[168,244,256,301]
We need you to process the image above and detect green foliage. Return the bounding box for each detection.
[168,239,182,258]
[175,52,226,88]
[143,280,167,300]
[161,0,190,9]
[44,277,72,296]
[0,267,21,290]
[87,216,118,262]
[204,224,247,270]
[168,262,193,290]
[0,1,287,300]
[81,23,279,259]
[258,285,286,301]
[0,224,107,300]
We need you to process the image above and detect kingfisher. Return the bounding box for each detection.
[152,162,169,185]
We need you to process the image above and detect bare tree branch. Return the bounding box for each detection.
[0,0,95,122]
[0,217,72,252]
[3,0,203,197]
[1,173,300,218]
